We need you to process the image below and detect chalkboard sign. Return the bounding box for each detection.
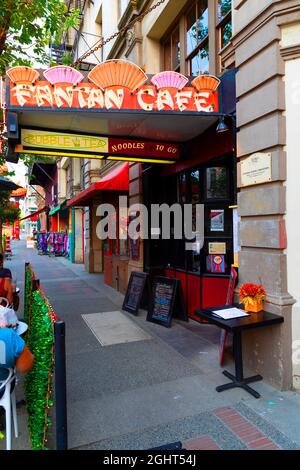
[122,271,149,315]
[147,277,188,328]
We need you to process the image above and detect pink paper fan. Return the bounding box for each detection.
[43,66,84,86]
[151,71,189,90]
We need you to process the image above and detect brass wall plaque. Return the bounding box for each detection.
[241,153,272,187]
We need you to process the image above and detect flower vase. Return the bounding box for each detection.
[244,299,263,313]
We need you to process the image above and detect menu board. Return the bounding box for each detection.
[122,272,149,315]
[147,277,188,328]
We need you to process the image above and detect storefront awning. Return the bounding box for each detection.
[67,163,129,207]
[29,162,56,186]
[15,110,220,144]
[10,187,27,198]
[5,64,237,167]
[0,176,21,191]
[21,206,48,221]
[49,200,67,216]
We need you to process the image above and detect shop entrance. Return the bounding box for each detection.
[143,128,237,320]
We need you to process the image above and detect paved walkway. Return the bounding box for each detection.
[2,240,300,450]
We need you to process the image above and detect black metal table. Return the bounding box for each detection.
[195,306,284,398]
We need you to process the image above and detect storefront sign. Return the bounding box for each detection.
[9,83,218,113]
[109,138,179,160]
[122,271,149,316]
[18,129,180,162]
[241,153,272,187]
[21,129,108,154]
[209,242,226,255]
[147,277,188,328]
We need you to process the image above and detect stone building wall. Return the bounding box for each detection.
[232,0,300,389]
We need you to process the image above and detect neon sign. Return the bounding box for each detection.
[9,83,218,113]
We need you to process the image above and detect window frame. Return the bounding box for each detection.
[119,0,129,19]
[216,0,232,63]
[162,25,181,72]
[217,10,232,51]
[185,0,210,75]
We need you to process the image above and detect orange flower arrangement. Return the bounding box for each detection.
[239,283,266,306]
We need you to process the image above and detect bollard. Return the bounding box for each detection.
[54,321,68,450]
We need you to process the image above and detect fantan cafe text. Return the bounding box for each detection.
[10,83,218,113]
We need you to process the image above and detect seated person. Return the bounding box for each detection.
[0,253,12,280]
[0,253,18,310]
[0,329,24,382]
[0,277,13,306]
[0,311,33,381]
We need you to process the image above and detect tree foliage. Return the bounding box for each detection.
[0,190,20,224]
[0,187,20,252]
[0,1,79,168]
[0,0,79,75]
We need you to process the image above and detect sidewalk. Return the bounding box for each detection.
[2,240,300,450]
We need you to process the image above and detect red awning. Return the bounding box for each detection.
[67,163,129,207]
[11,187,27,198]
[21,206,48,221]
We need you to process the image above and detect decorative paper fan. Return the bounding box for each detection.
[6,67,40,85]
[151,71,189,90]
[88,60,148,93]
[192,74,221,93]
[43,66,84,86]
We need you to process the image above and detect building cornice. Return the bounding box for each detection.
[108,0,151,59]
[231,1,300,52]
[280,44,300,60]
[219,41,235,72]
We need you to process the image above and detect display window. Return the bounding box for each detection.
[161,153,234,275]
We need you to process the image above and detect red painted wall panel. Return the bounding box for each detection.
[104,256,113,287]
[161,126,234,177]
[50,215,58,232]
[187,274,201,319]
[164,268,176,278]
[202,277,230,309]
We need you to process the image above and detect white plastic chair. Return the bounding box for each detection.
[0,368,18,450]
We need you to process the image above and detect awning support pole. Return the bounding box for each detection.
[35,162,56,185]
[30,185,46,201]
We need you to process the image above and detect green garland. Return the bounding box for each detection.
[24,265,33,326]
[24,290,55,450]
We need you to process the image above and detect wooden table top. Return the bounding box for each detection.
[195,306,284,332]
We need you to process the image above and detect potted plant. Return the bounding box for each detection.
[239,283,266,313]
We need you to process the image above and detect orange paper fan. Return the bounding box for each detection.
[6,66,40,85]
[191,74,221,93]
[88,60,148,93]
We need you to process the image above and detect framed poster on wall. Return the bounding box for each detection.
[208,242,226,255]
[210,209,225,232]
[206,255,226,273]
